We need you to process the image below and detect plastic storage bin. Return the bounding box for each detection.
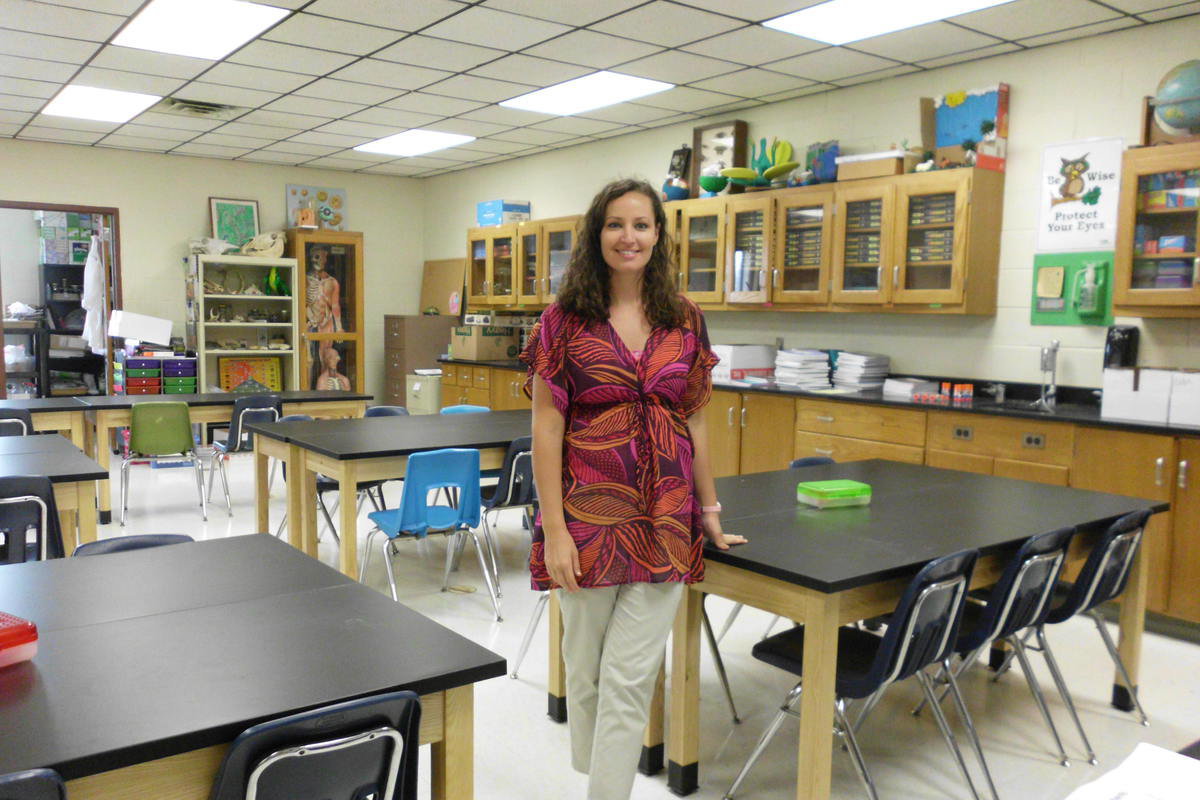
[125,358,160,369]
[126,377,161,387]
[796,479,872,509]
[0,612,38,669]
[126,368,161,378]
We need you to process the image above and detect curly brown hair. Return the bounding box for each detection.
[555,178,684,329]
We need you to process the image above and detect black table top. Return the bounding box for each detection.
[248,409,532,460]
[0,535,506,780]
[0,434,106,483]
[709,460,1168,593]
[0,397,88,412]
[76,390,372,409]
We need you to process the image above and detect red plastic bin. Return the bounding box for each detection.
[126,386,163,395]
[126,377,162,387]
[0,612,38,669]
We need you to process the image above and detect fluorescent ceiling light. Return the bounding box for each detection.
[113,0,290,60]
[764,0,1017,45]
[500,71,673,116]
[354,129,476,157]
[42,85,161,123]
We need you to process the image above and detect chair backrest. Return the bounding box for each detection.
[129,401,194,456]
[365,405,409,418]
[0,476,62,565]
[395,448,482,535]
[0,768,66,800]
[971,527,1074,645]
[1057,509,1152,618]
[209,690,421,800]
[225,394,283,452]
[790,456,835,469]
[862,549,978,690]
[440,405,489,414]
[485,435,534,510]
[0,409,33,437]
[73,533,194,557]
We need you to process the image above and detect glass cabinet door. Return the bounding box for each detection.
[490,231,515,303]
[680,198,726,303]
[892,170,969,305]
[725,197,771,304]
[773,188,833,303]
[467,231,489,305]
[516,223,540,304]
[540,219,576,303]
[832,184,893,304]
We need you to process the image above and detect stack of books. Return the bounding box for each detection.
[832,351,889,391]
[774,349,831,389]
[882,377,940,399]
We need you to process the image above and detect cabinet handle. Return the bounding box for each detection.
[740,408,747,429]
[893,265,899,289]
[816,414,835,423]
[543,277,549,294]
[727,407,734,427]
[482,280,489,294]
[773,268,780,289]
[814,447,834,456]
[1155,456,1165,486]
[1180,460,1190,489]
[1194,259,1199,286]
[875,266,881,288]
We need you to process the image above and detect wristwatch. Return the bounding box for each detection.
[700,502,722,514]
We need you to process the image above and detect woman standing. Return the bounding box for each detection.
[521,178,745,800]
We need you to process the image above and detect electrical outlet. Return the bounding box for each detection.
[953,426,973,441]
[1023,433,1045,449]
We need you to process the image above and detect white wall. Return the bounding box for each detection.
[0,208,40,307]
[0,140,425,398]
[421,16,1200,388]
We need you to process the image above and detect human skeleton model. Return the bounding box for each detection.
[306,246,346,387]
[315,345,349,391]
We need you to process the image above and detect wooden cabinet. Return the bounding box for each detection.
[772,186,834,304]
[1071,427,1176,614]
[926,412,1073,485]
[832,180,894,305]
[679,197,727,304]
[466,225,517,306]
[539,218,576,304]
[724,195,773,304]
[738,393,795,474]
[515,221,541,305]
[794,398,925,464]
[891,169,971,306]
[1113,141,1200,316]
[286,228,365,392]
[705,390,742,478]
[1168,438,1200,620]
[489,368,531,411]
[440,365,489,408]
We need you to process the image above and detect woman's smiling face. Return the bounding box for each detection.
[600,191,659,277]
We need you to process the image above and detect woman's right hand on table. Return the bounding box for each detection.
[544,526,582,592]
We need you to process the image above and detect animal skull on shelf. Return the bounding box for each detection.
[240,231,285,258]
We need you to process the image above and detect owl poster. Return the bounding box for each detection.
[286,184,348,231]
[1035,138,1123,252]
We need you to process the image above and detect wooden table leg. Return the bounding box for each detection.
[58,509,77,554]
[338,461,359,578]
[431,684,474,800]
[92,413,114,524]
[297,448,318,558]
[547,589,567,722]
[1114,536,1147,710]
[796,592,840,800]
[668,585,702,794]
[640,662,665,775]
[69,412,86,451]
[76,481,97,546]
[253,437,269,534]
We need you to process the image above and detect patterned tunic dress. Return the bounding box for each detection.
[520,298,719,590]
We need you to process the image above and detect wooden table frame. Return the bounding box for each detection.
[87,398,366,523]
[65,685,476,800]
[54,478,99,553]
[30,407,88,450]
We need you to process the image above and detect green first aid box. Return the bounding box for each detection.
[796,479,872,509]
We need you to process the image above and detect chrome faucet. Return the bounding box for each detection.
[979,382,1005,403]
[1035,340,1060,412]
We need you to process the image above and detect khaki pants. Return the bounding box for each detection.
[558,582,684,800]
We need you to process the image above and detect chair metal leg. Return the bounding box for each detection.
[449,527,468,572]
[852,686,886,734]
[359,527,379,582]
[510,591,549,679]
[381,534,399,602]
[915,670,982,800]
[716,602,743,644]
[316,494,339,544]
[942,659,1000,800]
[481,512,502,596]
[1011,634,1072,767]
[471,531,503,621]
[762,614,781,640]
[206,450,218,501]
[834,699,879,800]
[442,532,459,591]
[191,451,207,522]
[723,683,802,800]
[119,458,131,526]
[274,512,287,538]
[914,645,986,717]
[1087,609,1149,726]
[218,456,232,516]
[991,629,1034,682]
[701,598,740,724]
[1036,627,1098,765]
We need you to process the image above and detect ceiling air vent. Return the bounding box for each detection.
[152,97,247,120]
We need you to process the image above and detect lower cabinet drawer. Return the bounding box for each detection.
[993,458,1069,486]
[926,412,1074,466]
[796,399,926,446]
[794,431,924,465]
[926,449,992,475]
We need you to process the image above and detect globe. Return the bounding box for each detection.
[1154,59,1200,134]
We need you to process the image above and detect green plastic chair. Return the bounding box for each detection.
[120,401,207,526]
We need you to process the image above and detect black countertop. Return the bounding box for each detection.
[76,390,372,409]
[0,397,89,412]
[0,434,106,483]
[439,356,524,371]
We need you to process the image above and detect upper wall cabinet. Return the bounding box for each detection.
[773,186,835,304]
[678,197,727,304]
[725,194,774,304]
[831,180,895,305]
[467,224,517,306]
[1114,141,1200,316]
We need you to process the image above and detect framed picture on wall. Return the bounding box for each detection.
[690,120,748,198]
[209,198,259,247]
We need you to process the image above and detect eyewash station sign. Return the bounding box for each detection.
[1031,137,1123,326]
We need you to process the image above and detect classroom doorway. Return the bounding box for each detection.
[0,201,122,398]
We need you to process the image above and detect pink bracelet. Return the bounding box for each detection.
[700,503,722,514]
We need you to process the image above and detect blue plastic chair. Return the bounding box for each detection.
[0,768,66,800]
[724,550,984,800]
[361,448,501,621]
[209,690,421,800]
[208,394,282,515]
[0,476,62,565]
[789,456,835,469]
[73,533,194,557]
[440,404,490,414]
[366,405,410,417]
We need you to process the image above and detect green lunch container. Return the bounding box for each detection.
[796,479,872,509]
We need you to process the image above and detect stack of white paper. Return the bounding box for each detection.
[774,348,831,389]
[833,351,889,390]
[882,376,939,398]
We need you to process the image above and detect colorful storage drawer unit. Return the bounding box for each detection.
[125,358,160,369]
[163,385,196,394]
[126,386,161,395]
[163,366,196,377]
[163,376,196,388]
[126,377,162,388]
[126,368,161,378]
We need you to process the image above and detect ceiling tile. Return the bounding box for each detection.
[427,145,491,161]
[374,35,506,72]
[345,106,444,128]
[0,29,99,63]
[38,0,140,13]
[383,92,484,116]
[263,14,405,55]
[113,122,196,141]
[668,0,825,22]
[238,150,306,164]
[699,98,764,116]
[20,125,104,143]
[916,42,1022,68]
[577,102,677,124]
[759,83,831,102]
[304,0,467,30]
[830,64,921,87]
[330,59,451,90]
[950,0,1119,40]
[1100,0,1182,10]
[591,124,641,138]
[89,45,212,79]
[228,41,359,76]
[619,51,741,84]
[262,140,341,156]
[458,104,554,126]
[306,155,380,169]
[423,7,572,49]
[0,108,31,124]
[483,0,645,25]
[0,54,76,83]
[523,30,662,68]
[589,2,743,47]
[528,116,620,135]
[690,68,813,97]
[201,63,313,94]
[295,78,400,105]
[422,117,511,137]
[97,135,173,152]
[0,124,17,136]
[394,155,459,168]
[632,86,739,112]
[265,94,366,118]
[0,76,60,98]
[681,25,823,66]
[851,22,1003,62]
[179,82,280,108]
[422,74,531,103]
[455,137,529,153]
[288,129,369,147]
[127,111,225,132]
[214,120,303,138]
[316,119,402,138]
[0,93,45,112]
[0,0,123,40]
[74,66,184,96]
[1140,1,1200,20]
[327,148,389,162]
[1018,17,1141,47]
[634,111,697,127]
[189,132,275,149]
[172,142,253,157]
[492,127,575,145]
[33,115,121,133]
[237,109,332,129]
[767,48,898,81]
[470,55,591,85]
[362,162,427,175]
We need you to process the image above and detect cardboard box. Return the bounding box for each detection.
[1168,370,1200,427]
[476,199,531,227]
[835,150,920,181]
[711,344,776,382]
[449,325,518,361]
[1101,368,1172,423]
[419,257,464,315]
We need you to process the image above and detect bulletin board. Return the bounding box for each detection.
[1030,251,1114,327]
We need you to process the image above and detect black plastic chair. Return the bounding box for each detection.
[0,409,34,437]
[0,768,66,800]
[365,405,410,418]
[724,549,985,800]
[789,455,835,469]
[73,533,194,557]
[0,476,62,565]
[209,690,422,800]
[208,394,282,515]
